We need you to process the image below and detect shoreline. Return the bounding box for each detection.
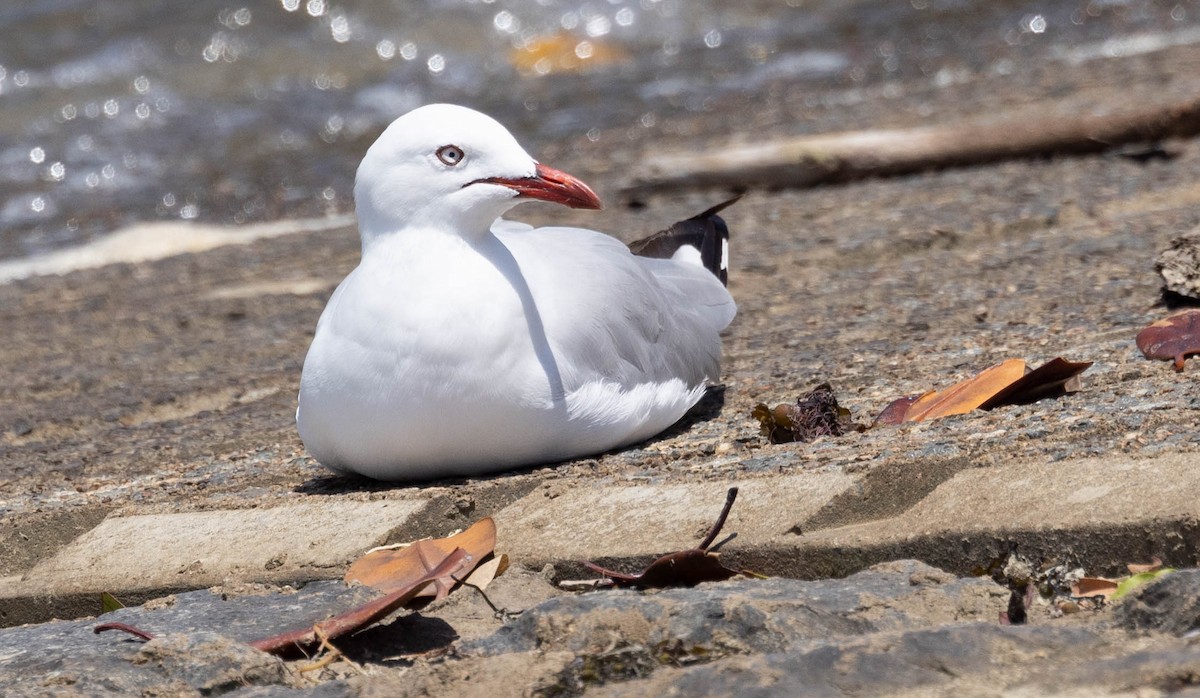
[0,214,355,284]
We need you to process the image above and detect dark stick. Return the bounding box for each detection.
[95,551,474,655]
[94,622,155,642]
[249,547,471,655]
[698,487,738,551]
[456,574,522,621]
[581,560,642,581]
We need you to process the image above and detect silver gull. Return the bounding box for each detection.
[297,104,737,480]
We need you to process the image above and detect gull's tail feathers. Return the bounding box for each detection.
[627,196,740,287]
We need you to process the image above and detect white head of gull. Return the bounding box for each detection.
[297,103,736,481]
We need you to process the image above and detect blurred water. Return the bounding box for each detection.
[0,0,1197,259]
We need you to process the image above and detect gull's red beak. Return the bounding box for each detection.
[475,162,603,210]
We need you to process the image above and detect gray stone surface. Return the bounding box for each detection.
[620,626,1200,697]
[469,560,1003,658]
[786,450,1200,579]
[0,499,432,628]
[5,557,1200,696]
[0,581,378,695]
[1114,569,1200,637]
[299,561,1200,697]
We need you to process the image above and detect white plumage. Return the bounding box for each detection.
[297,104,736,480]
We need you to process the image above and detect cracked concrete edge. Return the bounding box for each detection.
[493,450,1200,580]
[2,450,1198,628]
[778,449,1200,578]
[0,470,862,627]
[0,476,544,627]
[0,499,426,626]
[27,499,428,592]
[492,470,861,562]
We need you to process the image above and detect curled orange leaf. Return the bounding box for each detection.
[903,358,1027,422]
[345,517,496,599]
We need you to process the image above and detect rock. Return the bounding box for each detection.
[339,562,1200,697]
[132,632,291,694]
[591,624,1093,697]
[468,560,1004,660]
[0,580,374,695]
[423,561,1009,696]
[235,683,355,697]
[590,622,1200,697]
[1113,569,1200,636]
[1157,230,1200,301]
[9,561,1200,696]
[5,628,295,696]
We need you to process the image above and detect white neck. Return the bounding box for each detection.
[355,184,520,253]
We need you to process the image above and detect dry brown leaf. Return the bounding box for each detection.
[875,357,1092,425]
[585,548,738,588]
[584,488,744,589]
[345,518,496,599]
[1136,309,1200,371]
[462,553,509,592]
[252,548,472,656]
[872,392,932,427]
[1127,557,1164,575]
[978,357,1093,409]
[903,358,1027,422]
[1071,576,1120,599]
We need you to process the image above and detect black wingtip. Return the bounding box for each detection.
[628,197,739,286]
[691,195,743,221]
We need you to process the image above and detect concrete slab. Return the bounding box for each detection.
[790,451,1200,577]
[15,499,425,597]
[493,471,859,565]
[809,451,1200,541]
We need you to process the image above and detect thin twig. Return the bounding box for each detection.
[93,622,155,642]
[698,487,738,551]
[249,547,472,655]
[297,625,340,673]
[558,578,614,591]
[581,559,641,581]
[297,625,366,676]
[582,487,742,587]
[297,651,339,673]
[455,574,522,622]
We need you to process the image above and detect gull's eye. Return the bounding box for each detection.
[436,145,465,166]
